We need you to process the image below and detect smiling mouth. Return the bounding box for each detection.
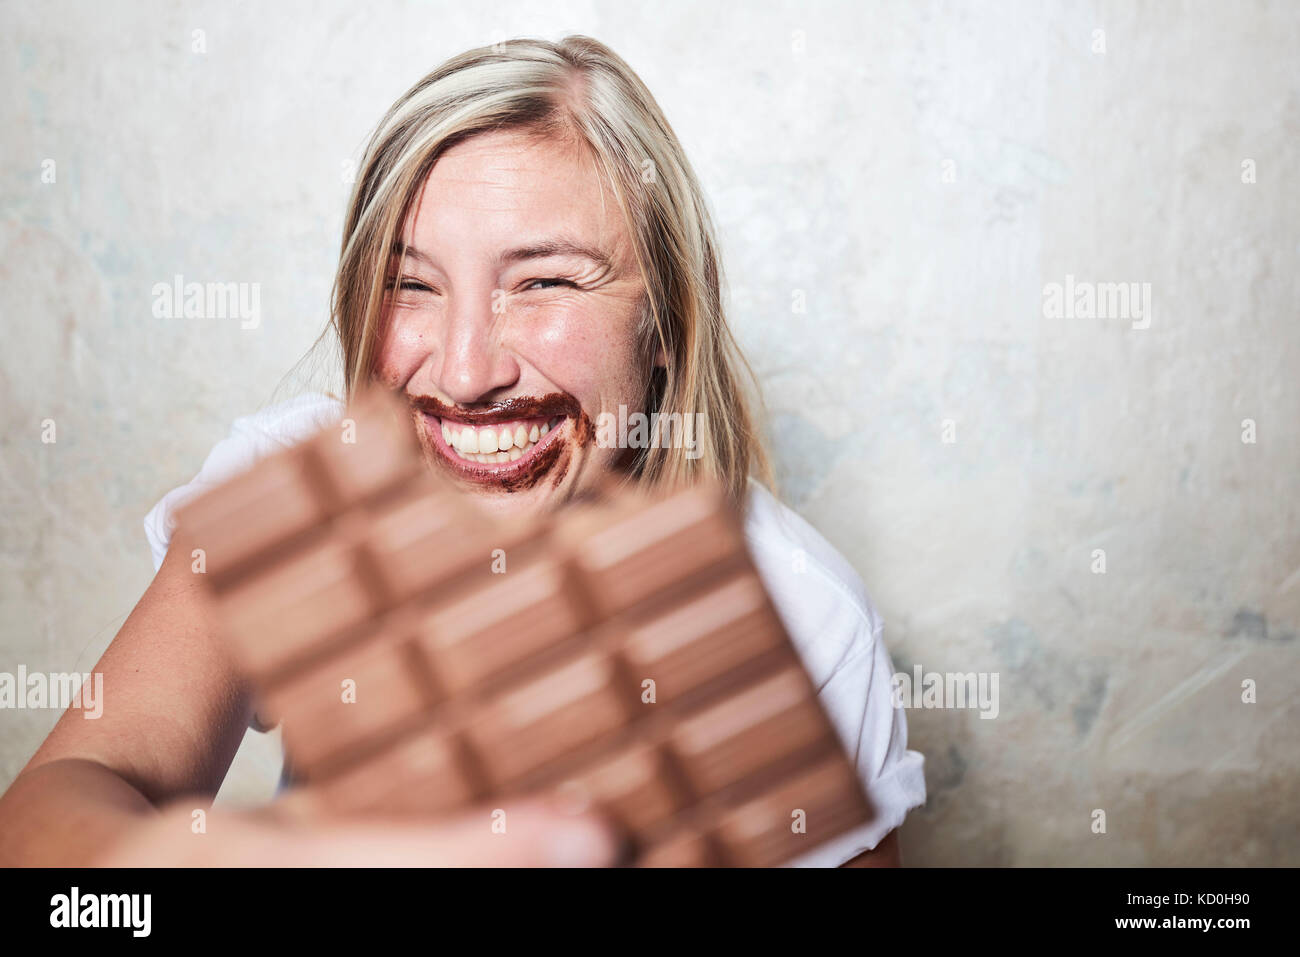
[424,412,567,474]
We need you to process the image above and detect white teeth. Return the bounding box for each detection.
[439,418,559,466]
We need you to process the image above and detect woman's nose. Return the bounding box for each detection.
[434,291,521,404]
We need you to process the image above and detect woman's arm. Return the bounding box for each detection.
[0,529,254,866]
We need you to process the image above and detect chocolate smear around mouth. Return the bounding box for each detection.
[550,406,598,492]
[409,392,577,425]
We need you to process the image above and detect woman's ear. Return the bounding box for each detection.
[654,344,667,368]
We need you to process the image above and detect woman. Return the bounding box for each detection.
[0,36,924,867]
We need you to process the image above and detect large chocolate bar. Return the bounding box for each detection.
[178,389,872,866]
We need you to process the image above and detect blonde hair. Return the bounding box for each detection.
[330,35,773,502]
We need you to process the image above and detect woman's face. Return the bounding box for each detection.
[374,129,650,518]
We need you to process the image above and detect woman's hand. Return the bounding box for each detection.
[94,798,623,868]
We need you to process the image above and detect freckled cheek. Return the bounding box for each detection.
[517,307,642,404]
[376,311,430,379]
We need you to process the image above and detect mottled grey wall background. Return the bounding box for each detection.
[2,0,1297,865]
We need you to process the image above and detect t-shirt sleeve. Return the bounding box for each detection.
[787,619,928,867]
[142,393,343,572]
[743,486,927,867]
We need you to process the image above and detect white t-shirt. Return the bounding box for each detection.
[144,393,927,866]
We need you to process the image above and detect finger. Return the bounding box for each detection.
[280,799,623,868]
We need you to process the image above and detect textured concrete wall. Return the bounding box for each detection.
[2,1,1296,864]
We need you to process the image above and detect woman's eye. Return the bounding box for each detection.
[525,278,576,291]
[385,278,434,293]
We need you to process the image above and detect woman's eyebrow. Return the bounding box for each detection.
[391,239,613,270]
[391,241,438,269]
[498,239,612,270]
